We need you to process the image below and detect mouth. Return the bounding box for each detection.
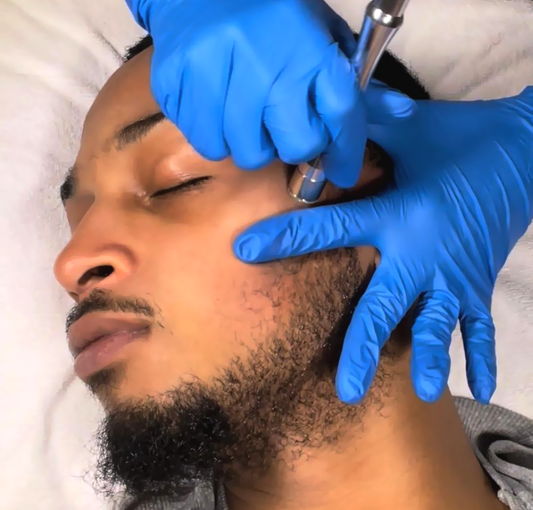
[68,314,152,380]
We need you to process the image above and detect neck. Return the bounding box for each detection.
[225,354,504,510]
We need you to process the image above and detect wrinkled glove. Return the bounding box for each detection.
[234,87,533,405]
[125,0,414,186]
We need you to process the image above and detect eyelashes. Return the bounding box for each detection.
[151,176,212,198]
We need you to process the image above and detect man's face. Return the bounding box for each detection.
[54,47,384,498]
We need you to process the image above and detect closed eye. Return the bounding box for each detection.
[151,176,212,198]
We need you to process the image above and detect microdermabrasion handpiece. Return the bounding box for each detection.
[288,0,411,204]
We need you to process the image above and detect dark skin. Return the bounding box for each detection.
[55,47,505,510]
[56,45,381,405]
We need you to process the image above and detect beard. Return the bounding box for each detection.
[90,248,406,506]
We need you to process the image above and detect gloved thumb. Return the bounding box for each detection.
[367,97,515,159]
[365,83,418,125]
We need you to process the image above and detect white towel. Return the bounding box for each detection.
[0,1,531,509]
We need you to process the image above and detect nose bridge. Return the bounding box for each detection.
[54,203,140,298]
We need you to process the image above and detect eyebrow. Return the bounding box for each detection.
[60,112,166,204]
[114,111,166,150]
[60,165,77,204]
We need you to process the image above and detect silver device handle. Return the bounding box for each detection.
[287,0,410,204]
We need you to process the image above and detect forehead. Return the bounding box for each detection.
[71,47,295,212]
[82,48,158,150]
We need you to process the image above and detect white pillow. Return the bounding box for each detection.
[0,1,531,509]
[0,1,142,509]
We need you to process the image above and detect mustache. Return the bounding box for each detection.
[66,289,155,334]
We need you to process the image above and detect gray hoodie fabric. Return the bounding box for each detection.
[123,397,533,510]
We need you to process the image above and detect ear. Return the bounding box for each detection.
[312,141,390,205]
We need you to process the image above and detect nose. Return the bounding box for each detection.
[54,238,137,301]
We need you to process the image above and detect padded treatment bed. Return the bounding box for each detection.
[0,0,531,509]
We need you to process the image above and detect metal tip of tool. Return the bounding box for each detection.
[287,159,328,204]
[371,0,411,18]
[287,0,412,204]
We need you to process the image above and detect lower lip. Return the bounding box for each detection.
[74,328,149,380]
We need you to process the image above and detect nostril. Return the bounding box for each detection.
[98,265,114,278]
[78,265,114,286]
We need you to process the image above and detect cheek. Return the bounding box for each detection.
[142,221,295,364]
[151,177,300,324]
[160,230,285,320]
[132,169,305,387]
[144,238,294,389]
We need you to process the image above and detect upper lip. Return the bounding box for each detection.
[68,313,152,357]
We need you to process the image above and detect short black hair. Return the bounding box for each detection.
[125,35,155,63]
[124,34,430,100]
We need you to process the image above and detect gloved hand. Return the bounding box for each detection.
[234,87,533,405]
[125,0,415,187]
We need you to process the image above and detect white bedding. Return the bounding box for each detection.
[0,1,531,509]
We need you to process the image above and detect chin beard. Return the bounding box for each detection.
[94,386,231,503]
[91,250,402,505]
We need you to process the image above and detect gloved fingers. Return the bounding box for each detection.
[367,97,507,159]
[126,0,159,31]
[366,116,416,159]
[410,290,459,403]
[233,197,380,263]
[366,96,459,158]
[506,86,533,117]
[364,85,418,125]
[263,80,329,166]
[151,45,230,161]
[223,67,276,170]
[335,260,421,403]
[318,0,359,59]
[513,85,533,110]
[460,305,497,404]
[519,85,533,99]
[313,44,365,188]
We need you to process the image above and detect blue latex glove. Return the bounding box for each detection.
[125,0,415,187]
[234,87,533,405]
